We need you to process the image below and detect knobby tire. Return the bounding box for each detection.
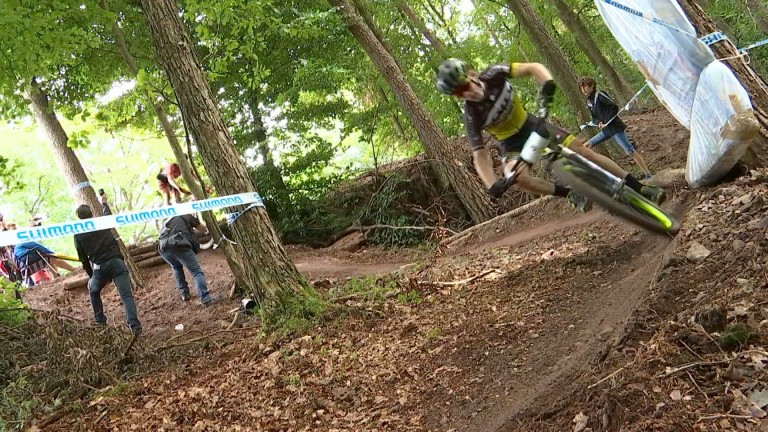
[551,158,680,236]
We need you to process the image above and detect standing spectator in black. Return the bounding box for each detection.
[158,214,220,306]
[74,204,141,334]
[579,76,653,179]
[98,189,113,216]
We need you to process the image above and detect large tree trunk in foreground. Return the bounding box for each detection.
[138,0,309,304]
[548,0,634,105]
[330,0,494,223]
[677,0,768,165]
[102,0,248,289]
[25,83,144,288]
[505,0,591,123]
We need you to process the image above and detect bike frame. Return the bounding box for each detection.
[500,141,625,198]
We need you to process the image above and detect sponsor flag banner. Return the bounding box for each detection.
[0,193,263,247]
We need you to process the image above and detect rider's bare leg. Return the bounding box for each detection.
[506,161,567,197]
[567,137,662,202]
[568,138,628,178]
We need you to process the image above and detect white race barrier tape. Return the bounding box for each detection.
[0,192,263,247]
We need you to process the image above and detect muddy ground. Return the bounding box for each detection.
[15,109,768,431]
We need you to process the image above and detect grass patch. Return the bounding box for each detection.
[259,286,328,337]
[336,275,399,301]
[396,290,423,305]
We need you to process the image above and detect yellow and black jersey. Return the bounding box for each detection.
[463,63,528,150]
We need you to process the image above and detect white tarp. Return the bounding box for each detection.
[594,0,757,187]
[687,61,760,186]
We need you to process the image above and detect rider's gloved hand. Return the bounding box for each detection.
[488,179,508,199]
[537,80,556,117]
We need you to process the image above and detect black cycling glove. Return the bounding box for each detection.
[538,80,556,109]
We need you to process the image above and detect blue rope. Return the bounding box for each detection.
[740,38,768,54]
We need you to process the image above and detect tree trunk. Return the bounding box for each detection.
[395,0,448,58]
[102,0,248,289]
[743,0,768,35]
[677,0,768,165]
[505,0,591,122]
[329,0,494,223]
[351,0,402,72]
[138,0,310,306]
[548,0,634,104]
[24,82,144,288]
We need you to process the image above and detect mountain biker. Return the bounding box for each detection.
[578,76,652,179]
[157,162,191,206]
[435,59,664,210]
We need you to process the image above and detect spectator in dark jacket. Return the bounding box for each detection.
[579,77,652,179]
[74,204,141,334]
[158,214,220,306]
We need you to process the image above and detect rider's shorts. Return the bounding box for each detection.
[497,114,576,159]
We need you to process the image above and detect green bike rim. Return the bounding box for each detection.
[560,163,674,232]
[622,190,673,230]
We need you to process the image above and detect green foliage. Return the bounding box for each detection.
[719,322,754,351]
[0,376,43,432]
[0,121,175,256]
[338,275,399,301]
[0,1,124,118]
[704,0,768,79]
[0,280,28,327]
[396,290,423,305]
[0,156,24,194]
[360,173,428,246]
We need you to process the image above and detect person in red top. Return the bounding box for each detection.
[157,162,191,205]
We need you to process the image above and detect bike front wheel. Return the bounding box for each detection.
[551,157,680,235]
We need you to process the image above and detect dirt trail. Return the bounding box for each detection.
[470,210,605,253]
[413,200,685,431]
[22,246,416,336]
[293,256,411,278]
[466,228,677,431]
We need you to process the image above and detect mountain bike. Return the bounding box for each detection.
[500,111,680,235]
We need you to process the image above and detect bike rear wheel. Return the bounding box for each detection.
[551,157,680,235]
